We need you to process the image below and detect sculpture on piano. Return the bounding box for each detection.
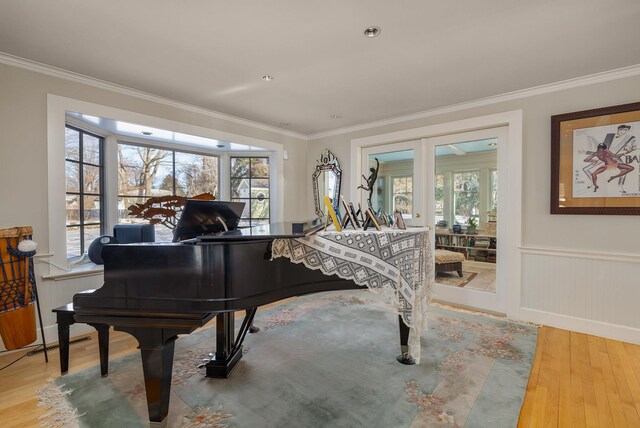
[127,192,214,230]
[358,157,379,211]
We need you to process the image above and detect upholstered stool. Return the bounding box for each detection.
[435,249,465,277]
[53,296,110,377]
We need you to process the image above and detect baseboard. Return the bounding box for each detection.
[0,323,95,354]
[519,307,640,345]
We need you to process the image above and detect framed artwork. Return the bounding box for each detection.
[551,102,640,215]
[323,195,342,231]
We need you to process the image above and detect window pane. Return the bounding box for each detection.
[251,179,269,199]
[231,158,250,178]
[490,169,498,212]
[66,226,81,258]
[118,197,148,223]
[83,134,101,165]
[83,196,101,223]
[66,194,81,225]
[251,219,270,226]
[435,174,444,222]
[231,178,247,199]
[251,158,269,178]
[65,128,79,161]
[66,161,80,193]
[392,176,412,214]
[154,224,174,243]
[251,199,269,219]
[174,152,218,197]
[454,171,480,225]
[117,144,172,197]
[83,225,101,254]
[83,164,101,194]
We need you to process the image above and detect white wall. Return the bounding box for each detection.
[308,73,640,344]
[0,62,310,348]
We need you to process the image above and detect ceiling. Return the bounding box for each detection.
[2,1,640,136]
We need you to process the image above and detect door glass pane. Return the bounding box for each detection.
[366,150,413,219]
[434,139,497,293]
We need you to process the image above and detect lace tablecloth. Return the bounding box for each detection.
[271,228,432,363]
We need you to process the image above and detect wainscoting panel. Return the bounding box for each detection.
[521,248,640,344]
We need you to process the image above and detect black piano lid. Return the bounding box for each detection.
[193,219,323,242]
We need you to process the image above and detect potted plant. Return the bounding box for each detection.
[466,217,478,235]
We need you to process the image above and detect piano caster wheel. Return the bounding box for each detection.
[248,325,260,333]
[396,353,416,365]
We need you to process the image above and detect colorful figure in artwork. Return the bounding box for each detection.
[583,143,634,192]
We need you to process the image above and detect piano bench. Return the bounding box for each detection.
[52,302,110,377]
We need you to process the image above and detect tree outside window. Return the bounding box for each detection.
[453,171,480,225]
[117,142,219,241]
[392,176,412,215]
[230,157,270,226]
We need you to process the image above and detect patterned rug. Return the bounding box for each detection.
[38,290,537,427]
[436,271,478,287]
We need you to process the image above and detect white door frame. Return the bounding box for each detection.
[350,110,523,319]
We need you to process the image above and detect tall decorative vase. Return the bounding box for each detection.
[0,226,37,350]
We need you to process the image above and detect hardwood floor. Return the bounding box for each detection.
[0,325,639,427]
[518,327,640,427]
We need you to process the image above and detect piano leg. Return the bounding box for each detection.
[205,308,257,378]
[396,315,416,365]
[248,308,260,333]
[119,327,178,426]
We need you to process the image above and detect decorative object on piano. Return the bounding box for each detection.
[87,235,118,265]
[323,195,342,231]
[312,149,342,219]
[127,192,215,230]
[393,210,406,230]
[0,226,47,355]
[452,223,462,234]
[358,157,379,211]
[362,208,381,231]
[340,196,359,230]
[347,201,362,228]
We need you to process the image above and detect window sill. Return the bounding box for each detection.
[42,262,104,281]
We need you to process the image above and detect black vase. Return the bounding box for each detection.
[87,236,118,264]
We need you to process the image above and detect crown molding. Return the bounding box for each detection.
[308,64,640,140]
[0,52,308,141]
[3,52,639,142]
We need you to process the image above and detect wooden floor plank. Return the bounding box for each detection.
[606,339,640,427]
[587,335,616,427]
[570,332,587,427]
[518,326,544,428]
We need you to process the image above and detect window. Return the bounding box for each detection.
[434,174,444,223]
[117,142,219,241]
[453,171,480,225]
[392,176,412,215]
[230,157,270,227]
[490,168,498,212]
[65,126,104,258]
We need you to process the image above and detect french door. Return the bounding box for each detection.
[426,127,508,314]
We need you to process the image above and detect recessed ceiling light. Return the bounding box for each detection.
[363,26,381,38]
[279,122,291,126]
[141,131,153,136]
[261,75,274,81]
[216,144,225,148]
[330,114,342,119]
[488,142,497,146]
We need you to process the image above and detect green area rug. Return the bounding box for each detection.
[40,290,537,427]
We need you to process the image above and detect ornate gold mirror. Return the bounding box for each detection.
[312,149,341,218]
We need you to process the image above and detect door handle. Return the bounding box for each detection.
[415,213,421,218]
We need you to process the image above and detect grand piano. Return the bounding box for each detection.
[73,221,417,426]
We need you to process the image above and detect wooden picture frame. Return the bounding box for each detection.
[393,210,406,230]
[323,195,342,231]
[364,208,381,231]
[340,196,358,229]
[551,101,640,215]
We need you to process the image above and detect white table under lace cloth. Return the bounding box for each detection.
[271,228,432,363]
